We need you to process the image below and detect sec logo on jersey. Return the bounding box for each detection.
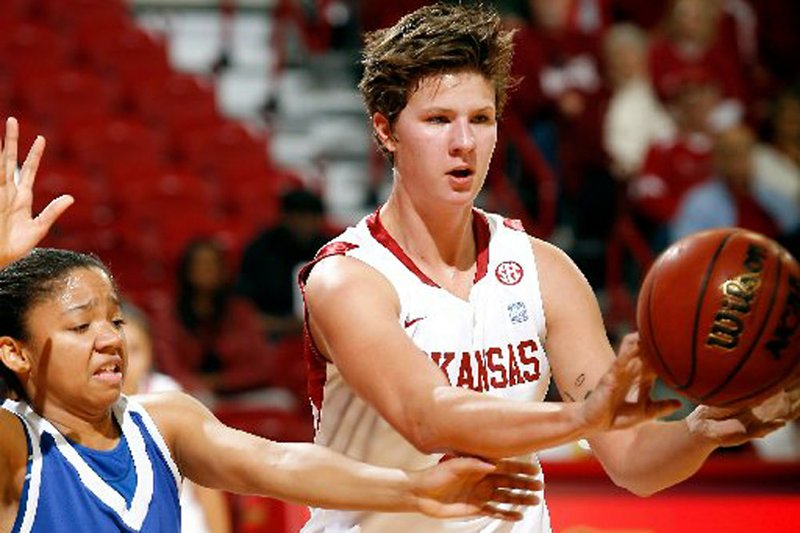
[496,261,524,285]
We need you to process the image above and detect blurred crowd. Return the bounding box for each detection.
[1,0,798,465]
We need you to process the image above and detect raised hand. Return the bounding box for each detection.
[410,458,542,521]
[0,117,73,268]
[579,333,681,433]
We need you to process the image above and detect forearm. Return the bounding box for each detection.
[421,387,588,458]
[590,419,718,496]
[237,440,417,511]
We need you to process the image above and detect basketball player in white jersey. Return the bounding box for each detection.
[0,119,544,532]
[300,4,800,532]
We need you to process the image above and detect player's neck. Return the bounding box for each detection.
[380,194,476,270]
[38,401,121,450]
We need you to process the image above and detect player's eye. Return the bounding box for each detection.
[112,318,126,330]
[426,115,449,124]
[70,323,90,333]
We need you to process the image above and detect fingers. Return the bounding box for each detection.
[488,487,541,507]
[3,117,19,187]
[20,135,45,189]
[644,398,682,419]
[485,473,543,494]
[480,503,524,522]
[491,458,541,477]
[617,332,640,358]
[751,420,786,439]
[35,195,74,234]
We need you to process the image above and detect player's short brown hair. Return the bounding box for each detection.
[359,2,515,128]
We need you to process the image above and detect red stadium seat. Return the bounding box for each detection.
[38,0,130,27]
[133,72,223,139]
[83,27,172,108]
[69,117,169,172]
[22,69,120,122]
[0,24,72,84]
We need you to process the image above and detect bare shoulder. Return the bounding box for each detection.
[0,408,27,490]
[0,408,25,454]
[304,254,399,314]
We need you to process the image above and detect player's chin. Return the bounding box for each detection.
[86,382,124,407]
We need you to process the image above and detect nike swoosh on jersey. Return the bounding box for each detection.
[403,316,426,328]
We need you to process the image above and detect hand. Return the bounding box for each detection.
[687,378,800,448]
[579,333,681,434]
[409,458,542,521]
[0,117,73,269]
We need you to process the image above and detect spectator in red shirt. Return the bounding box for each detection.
[648,0,748,110]
[152,238,295,409]
[628,69,719,247]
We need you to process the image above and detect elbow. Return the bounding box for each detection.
[622,483,658,498]
[608,473,661,498]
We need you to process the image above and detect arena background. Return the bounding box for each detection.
[1,0,798,531]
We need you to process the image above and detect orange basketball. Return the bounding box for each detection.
[637,228,800,407]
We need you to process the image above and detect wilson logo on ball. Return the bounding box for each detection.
[706,244,766,351]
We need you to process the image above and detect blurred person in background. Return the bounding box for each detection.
[602,22,675,181]
[153,238,295,409]
[670,123,800,250]
[753,90,800,208]
[237,187,330,341]
[648,0,748,117]
[121,301,232,533]
[627,68,718,249]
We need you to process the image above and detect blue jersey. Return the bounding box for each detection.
[1,396,182,532]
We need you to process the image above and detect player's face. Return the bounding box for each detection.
[22,267,127,412]
[383,71,497,207]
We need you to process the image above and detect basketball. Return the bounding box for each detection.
[637,228,800,407]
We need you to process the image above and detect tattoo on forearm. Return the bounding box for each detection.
[562,391,575,402]
[575,373,585,388]
[584,390,592,400]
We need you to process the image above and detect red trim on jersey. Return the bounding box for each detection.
[473,210,491,283]
[503,217,526,232]
[297,240,360,413]
[366,210,439,287]
[366,209,492,286]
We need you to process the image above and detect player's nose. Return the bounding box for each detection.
[449,118,476,154]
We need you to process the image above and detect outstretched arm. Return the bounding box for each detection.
[141,392,542,521]
[0,117,73,269]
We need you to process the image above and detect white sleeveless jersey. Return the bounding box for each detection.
[300,209,552,533]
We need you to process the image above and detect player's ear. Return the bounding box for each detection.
[372,112,397,154]
[0,338,31,374]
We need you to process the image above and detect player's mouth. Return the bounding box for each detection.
[92,357,123,384]
[447,166,475,188]
[447,167,474,179]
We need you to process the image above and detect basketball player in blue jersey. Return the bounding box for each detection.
[0,118,544,532]
[300,4,800,532]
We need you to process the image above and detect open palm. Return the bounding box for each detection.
[0,117,73,268]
